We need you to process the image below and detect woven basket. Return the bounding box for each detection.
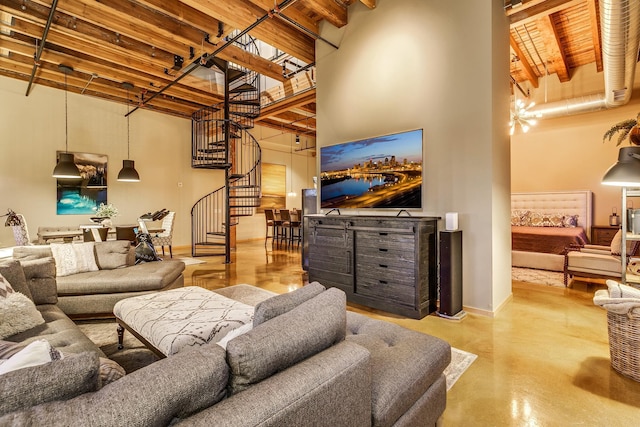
[607,311,640,382]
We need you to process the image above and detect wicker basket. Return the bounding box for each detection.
[607,311,640,382]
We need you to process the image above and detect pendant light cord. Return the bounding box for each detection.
[126,88,130,160]
[64,71,68,152]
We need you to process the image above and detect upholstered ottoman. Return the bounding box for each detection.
[113,286,254,357]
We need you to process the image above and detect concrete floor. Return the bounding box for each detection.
[178,240,640,426]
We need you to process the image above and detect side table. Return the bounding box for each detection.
[591,225,620,246]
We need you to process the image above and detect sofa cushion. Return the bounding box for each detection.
[0,351,100,417]
[50,243,99,277]
[5,305,105,357]
[345,312,451,427]
[226,287,347,395]
[253,281,325,326]
[0,259,33,301]
[0,344,229,426]
[56,260,185,295]
[20,258,57,305]
[0,283,45,340]
[94,241,130,270]
[12,246,53,261]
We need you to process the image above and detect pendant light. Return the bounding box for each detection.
[52,65,82,179]
[117,82,140,182]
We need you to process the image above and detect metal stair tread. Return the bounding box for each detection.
[230,83,257,93]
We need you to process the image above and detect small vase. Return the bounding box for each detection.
[101,218,113,228]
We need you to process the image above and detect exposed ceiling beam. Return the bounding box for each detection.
[586,0,602,72]
[302,0,348,28]
[258,88,316,119]
[509,0,583,25]
[509,33,539,88]
[536,15,570,82]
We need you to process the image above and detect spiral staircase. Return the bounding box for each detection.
[190,34,262,260]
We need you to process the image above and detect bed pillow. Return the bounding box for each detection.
[611,230,622,255]
[528,212,546,227]
[547,213,564,227]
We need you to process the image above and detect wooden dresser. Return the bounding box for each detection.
[306,214,438,319]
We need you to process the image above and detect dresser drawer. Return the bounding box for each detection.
[355,276,415,307]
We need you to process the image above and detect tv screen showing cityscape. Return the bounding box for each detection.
[320,129,423,209]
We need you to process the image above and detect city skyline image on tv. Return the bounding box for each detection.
[320,129,423,209]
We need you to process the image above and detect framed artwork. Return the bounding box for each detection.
[257,163,286,212]
[56,151,108,215]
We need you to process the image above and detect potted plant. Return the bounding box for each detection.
[603,113,640,145]
[92,203,119,228]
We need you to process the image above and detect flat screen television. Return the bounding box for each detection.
[320,129,423,209]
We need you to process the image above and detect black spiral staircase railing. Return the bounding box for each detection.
[191,33,262,260]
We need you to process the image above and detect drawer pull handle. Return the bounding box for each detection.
[379,248,388,252]
[379,264,388,268]
[379,232,388,236]
[379,280,388,284]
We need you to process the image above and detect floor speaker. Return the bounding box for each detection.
[438,230,464,318]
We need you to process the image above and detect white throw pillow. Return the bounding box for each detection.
[50,242,98,277]
[0,339,63,375]
[216,322,253,350]
[0,291,45,340]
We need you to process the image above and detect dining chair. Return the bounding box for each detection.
[151,211,175,258]
[288,209,302,247]
[264,209,277,246]
[279,209,292,246]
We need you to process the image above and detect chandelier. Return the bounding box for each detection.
[510,98,542,135]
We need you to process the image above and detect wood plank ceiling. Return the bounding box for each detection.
[508,0,603,94]
[0,1,604,138]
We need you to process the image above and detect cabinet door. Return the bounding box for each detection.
[308,225,353,290]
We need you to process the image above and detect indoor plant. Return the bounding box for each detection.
[93,203,118,227]
[603,113,640,145]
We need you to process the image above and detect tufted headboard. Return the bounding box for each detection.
[511,190,593,239]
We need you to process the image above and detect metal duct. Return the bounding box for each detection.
[524,0,640,119]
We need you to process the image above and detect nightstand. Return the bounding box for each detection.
[591,225,620,246]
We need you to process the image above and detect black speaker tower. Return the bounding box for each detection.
[437,230,465,319]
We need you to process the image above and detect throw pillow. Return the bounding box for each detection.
[0,285,45,340]
[216,322,253,350]
[50,243,99,277]
[0,272,13,298]
[0,340,25,359]
[98,357,126,387]
[611,230,623,256]
[0,260,33,301]
[0,351,100,416]
[0,339,63,375]
[547,213,564,227]
[528,212,545,227]
[253,281,326,326]
[226,287,347,395]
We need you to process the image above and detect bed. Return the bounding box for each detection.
[511,191,593,272]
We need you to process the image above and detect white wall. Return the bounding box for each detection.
[316,0,512,314]
[0,75,265,247]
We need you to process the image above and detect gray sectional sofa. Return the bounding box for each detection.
[0,258,451,426]
[11,241,185,318]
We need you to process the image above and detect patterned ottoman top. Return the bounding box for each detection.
[113,286,254,356]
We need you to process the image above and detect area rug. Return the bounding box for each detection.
[173,256,206,266]
[445,347,477,391]
[81,320,479,389]
[512,267,565,287]
[77,320,158,374]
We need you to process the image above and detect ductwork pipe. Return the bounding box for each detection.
[523,0,640,120]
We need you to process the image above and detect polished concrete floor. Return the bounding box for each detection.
[177,240,640,426]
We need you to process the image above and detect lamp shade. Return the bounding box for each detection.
[52,152,81,179]
[602,146,640,186]
[117,159,140,182]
